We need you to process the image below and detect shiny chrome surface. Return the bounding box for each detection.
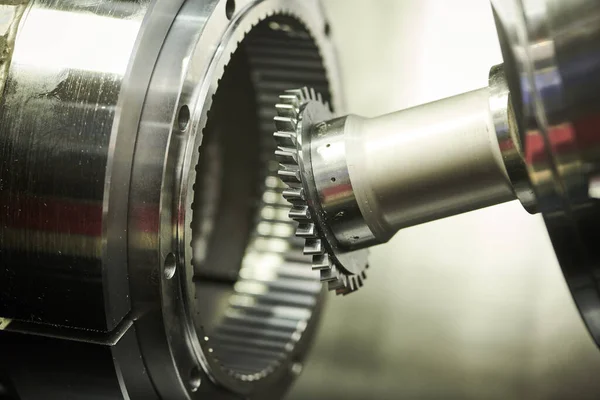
[309,116,378,250]
[488,63,537,213]
[0,1,28,97]
[492,0,600,345]
[0,0,160,333]
[304,82,517,251]
[346,87,515,239]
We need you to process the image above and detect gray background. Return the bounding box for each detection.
[289,1,600,399]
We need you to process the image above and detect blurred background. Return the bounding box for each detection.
[289,1,600,399]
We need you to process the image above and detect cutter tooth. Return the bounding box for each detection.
[274,131,296,148]
[301,87,311,101]
[275,148,297,164]
[279,94,301,108]
[296,223,317,238]
[285,89,305,102]
[327,277,345,291]
[346,276,356,292]
[278,165,301,184]
[274,88,368,295]
[282,188,304,203]
[303,238,323,255]
[289,205,310,221]
[274,116,296,131]
[356,275,364,288]
[320,268,338,283]
[312,253,332,271]
[275,103,297,118]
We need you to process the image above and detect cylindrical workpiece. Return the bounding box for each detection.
[344,88,515,242]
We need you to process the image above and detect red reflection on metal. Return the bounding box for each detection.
[0,195,102,236]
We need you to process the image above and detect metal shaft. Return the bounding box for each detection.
[350,88,515,240]
[312,86,517,249]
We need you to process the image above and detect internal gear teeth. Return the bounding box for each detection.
[274,116,297,131]
[289,205,310,221]
[303,238,323,255]
[296,223,317,238]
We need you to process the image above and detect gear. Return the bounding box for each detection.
[274,87,368,295]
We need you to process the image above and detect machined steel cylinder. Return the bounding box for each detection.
[347,87,514,241]
[310,73,518,250]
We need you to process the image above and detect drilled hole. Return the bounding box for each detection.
[190,367,202,392]
[164,253,177,280]
[331,177,336,182]
[178,105,190,132]
[324,22,331,37]
[225,0,235,20]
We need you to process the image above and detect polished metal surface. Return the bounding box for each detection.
[488,63,537,213]
[345,87,515,240]
[308,116,378,250]
[0,0,341,398]
[0,1,28,98]
[0,0,166,334]
[294,79,517,255]
[492,0,600,346]
[275,88,368,295]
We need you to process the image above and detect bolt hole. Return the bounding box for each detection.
[178,105,190,132]
[324,22,331,37]
[164,253,177,280]
[330,177,336,182]
[326,143,331,148]
[225,0,235,20]
[353,236,360,240]
[189,367,202,392]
